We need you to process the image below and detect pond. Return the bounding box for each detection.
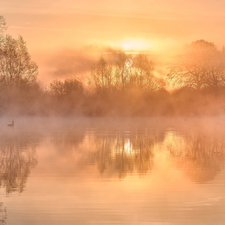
[0,117,225,225]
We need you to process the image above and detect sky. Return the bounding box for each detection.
[2,0,225,83]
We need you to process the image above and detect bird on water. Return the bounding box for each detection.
[7,121,14,127]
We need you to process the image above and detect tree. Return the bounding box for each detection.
[0,16,7,44]
[91,56,113,93]
[49,78,84,97]
[0,35,38,89]
[49,78,85,115]
[131,53,162,92]
[205,50,225,88]
[114,51,129,90]
[91,52,163,94]
[167,40,225,91]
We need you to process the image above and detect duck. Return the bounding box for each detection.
[7,121,14,127]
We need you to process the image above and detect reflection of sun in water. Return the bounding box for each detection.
[124,139,132,154]
[125,59,133,68]
[111,138,135,157]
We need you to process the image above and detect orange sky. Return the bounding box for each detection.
[2,0,225,83]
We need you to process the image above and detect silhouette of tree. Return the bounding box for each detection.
[114,51,130,90]
[0,35,38,89]
[131,54,162,92]
[50,78,84,97]
[91,56,113,93]
[49,77,85,115]
[167,40,225,91]
[91,52,163,94]
[0,16,7,44]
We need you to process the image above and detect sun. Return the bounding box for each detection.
[120,38,153,51]
[122,43,132,51]
[109,38,154,52]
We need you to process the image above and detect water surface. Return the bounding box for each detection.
[0,117,225,225]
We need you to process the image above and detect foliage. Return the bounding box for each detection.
[91,56,113,93]
[0,15,225,117]
[0,16,7,44]
[0,35,38,89]
[91,52,164,94]
[49,78,84,97]
[167,40,225,91]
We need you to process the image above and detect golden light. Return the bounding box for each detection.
[120,38,153,51]
[110,139,134,158]
[125,59,133,67]
[124,139,133,154]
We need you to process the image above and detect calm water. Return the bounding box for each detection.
[0,117,225,225]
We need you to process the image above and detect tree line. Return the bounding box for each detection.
[1,15,225,116]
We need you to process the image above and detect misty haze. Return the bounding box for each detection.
[1,0,225,224]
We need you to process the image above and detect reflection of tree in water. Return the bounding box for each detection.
[0,202,6,225]
[51,128,86,154]
[0,132,40,225]
[0,135,38,193]
[168,132,225,183]
[93,130,165,178]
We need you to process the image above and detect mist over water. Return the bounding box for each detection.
[2,0,225,224]
[0,117,225,224]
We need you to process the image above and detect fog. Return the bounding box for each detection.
[0,116,224,224]
[0,116,225,181]
[2,16,225,117]
[2,2,225,224]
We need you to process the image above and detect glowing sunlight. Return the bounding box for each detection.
[2,0,225,224]
[115,38,154,52]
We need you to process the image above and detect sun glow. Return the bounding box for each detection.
[120,38,153,51]
[124,140,133,154]
[125,59,133,67]
[111,139,134,157]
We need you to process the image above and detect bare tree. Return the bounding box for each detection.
[49,77,84,97]
[91,52,163,93]
[114,51,129,90]
[0,35,38,89]
[167,40,225,91]
[91,56,113,93]
[205,50,225,88]
[132,53,162,92]
[0,16,7,44]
